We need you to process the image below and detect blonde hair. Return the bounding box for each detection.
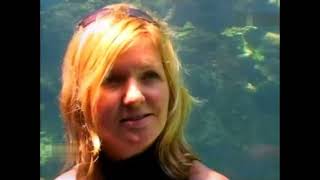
[59,3,199,180]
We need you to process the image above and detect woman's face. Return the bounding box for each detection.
[93,36,169,160]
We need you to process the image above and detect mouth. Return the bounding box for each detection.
[121,113,153,123]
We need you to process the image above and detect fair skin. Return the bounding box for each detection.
[56,36,229,180]
[56,161,229,180]
[190,161,229,180]
[93,35,170,160]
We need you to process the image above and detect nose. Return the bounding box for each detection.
[123,79,145,107]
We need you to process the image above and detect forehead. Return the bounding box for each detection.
[111,36,163,71]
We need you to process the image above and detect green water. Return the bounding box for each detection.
[41,0,279,179]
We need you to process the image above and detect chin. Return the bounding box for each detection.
[104,136,157,160]
[101,122,164,160]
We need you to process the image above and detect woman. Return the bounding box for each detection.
[56,3,228,180]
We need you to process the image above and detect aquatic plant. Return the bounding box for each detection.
[173,20,219,66]
[187,107,229,148]
[41,0,108,40]
[41,0,279,179]
[221,26,264,62]
[40,131,53,166]
[244,82,257,93]
[263,32,280,47]
[174,21,196,40]
[268,0,280,7]
[254,62,279,85]
[221,26,257,37]
[220,28,279,85]
[173,21,197,52]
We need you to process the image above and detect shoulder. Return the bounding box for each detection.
[54,167,77,180]
[189,160,229,180]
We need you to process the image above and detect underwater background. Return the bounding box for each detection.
[40,0,279,179]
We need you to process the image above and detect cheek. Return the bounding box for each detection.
[93,92,119,126]
[147,83,170,114]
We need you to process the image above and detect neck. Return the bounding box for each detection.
[99,143,172,180]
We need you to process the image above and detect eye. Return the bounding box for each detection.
[102,74,124,87]
[141,70,161,82]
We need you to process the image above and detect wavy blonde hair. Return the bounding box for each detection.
[59,3,199,180]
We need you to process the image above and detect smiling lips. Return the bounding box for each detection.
[121,113,153,122]
[120,113,154,129]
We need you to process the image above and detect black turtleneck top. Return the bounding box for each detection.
[99,143,173,180]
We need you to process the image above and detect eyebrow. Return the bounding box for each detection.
[138,63,160,70]
[109,60,163,75]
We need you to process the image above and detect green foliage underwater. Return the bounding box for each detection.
[41,0,279,179]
